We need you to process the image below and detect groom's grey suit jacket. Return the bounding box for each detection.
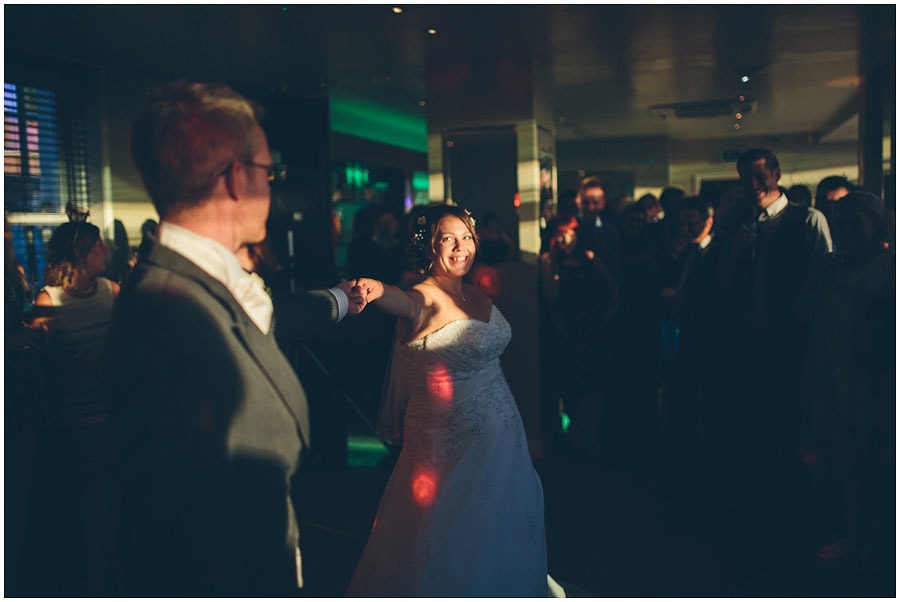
[106,240,340,596]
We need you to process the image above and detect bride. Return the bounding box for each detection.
[347,204,563,597]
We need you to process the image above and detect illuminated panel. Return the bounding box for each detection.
[330,97,426,153]
[412,171,429,191]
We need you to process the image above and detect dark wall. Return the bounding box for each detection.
[250,92,336,291]
[444,127,520,253]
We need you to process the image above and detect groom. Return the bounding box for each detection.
[106,80,364,595]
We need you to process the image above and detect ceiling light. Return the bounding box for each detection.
[649,98,756,119]
[426,28,437,35]
[392,6,403,14]
[741,75,750,83]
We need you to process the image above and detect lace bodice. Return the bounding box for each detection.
[379,305,523,447]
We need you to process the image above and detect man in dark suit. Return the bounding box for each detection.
[576,177,621,282]
[105,80,363,595]
[722,148,832,516]
[659,196,725,461]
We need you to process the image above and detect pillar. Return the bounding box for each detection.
[424,48,556,458]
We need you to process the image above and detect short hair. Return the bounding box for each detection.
[815,175,853,201]
[636,193,660,211]
[130,80,264,218]
[736,148,780,176]
[786,184,813,207]
[679,196,714,220]
[408,204,479,273]
[43,221,102,288]
[658,186,687,214]
[619,202,646,221]
[579,177,606,195]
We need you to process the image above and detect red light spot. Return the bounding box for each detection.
[513,193,521,207]
[411,468,438,508]
[472,265,502,297]
[427,363,454,408]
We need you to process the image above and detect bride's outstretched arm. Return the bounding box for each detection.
[351,278,423,322]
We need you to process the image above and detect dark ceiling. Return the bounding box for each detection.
[4,4,896,145]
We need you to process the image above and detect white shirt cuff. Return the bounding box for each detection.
[328,287,349,322]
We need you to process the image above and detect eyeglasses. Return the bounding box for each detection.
[222,161,288,182]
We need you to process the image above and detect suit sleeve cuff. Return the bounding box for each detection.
[328,287,349,322]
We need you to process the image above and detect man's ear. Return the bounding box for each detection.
[222,161,240,201]
[774,167,782,182]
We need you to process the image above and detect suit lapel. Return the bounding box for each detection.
[229,320,311,446]
[144,242,311,446]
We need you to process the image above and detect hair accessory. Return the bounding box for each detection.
[417,215,426,226]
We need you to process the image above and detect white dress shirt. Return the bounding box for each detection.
[158,224,350,336]
[159,223,276,333]
[758,193,788,221]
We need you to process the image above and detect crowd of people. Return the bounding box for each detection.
[538,155,894,570]
[3,75,893,596]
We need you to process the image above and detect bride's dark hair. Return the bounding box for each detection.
[407,203,479,274]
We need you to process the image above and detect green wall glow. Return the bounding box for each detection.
[330,97,427,154]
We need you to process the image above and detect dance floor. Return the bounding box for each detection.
[297,431,895,598]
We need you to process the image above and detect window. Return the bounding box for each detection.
[4,52,103,290]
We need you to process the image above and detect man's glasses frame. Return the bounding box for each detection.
[223,161,288,182]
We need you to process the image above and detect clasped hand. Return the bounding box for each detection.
[349,278,384,311]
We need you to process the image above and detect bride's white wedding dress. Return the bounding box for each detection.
[347,305,554,597]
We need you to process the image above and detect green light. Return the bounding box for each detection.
[412,171,429,191]
[347,435,389,468]
[345,164,370,188]
[560,412,571,433]
[331,96,426,154]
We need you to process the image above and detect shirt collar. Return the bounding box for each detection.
[759,193,789,221]
[158,222,273,334]
[697,233,713,250]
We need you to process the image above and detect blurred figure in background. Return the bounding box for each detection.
[540,214,618,457]
[610,203,662,442]
[577,177,621,283]
[135,218,158,263]
[658,197,725,464]
[348,204,407,286]
[800,191,895,565]
[815,175,854,229]
[476,210,515,265]
[104,219,135,284]
[5,218,50,595]
[721,148,832,521]
[31,219,120,594]
[786,184,813,209]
